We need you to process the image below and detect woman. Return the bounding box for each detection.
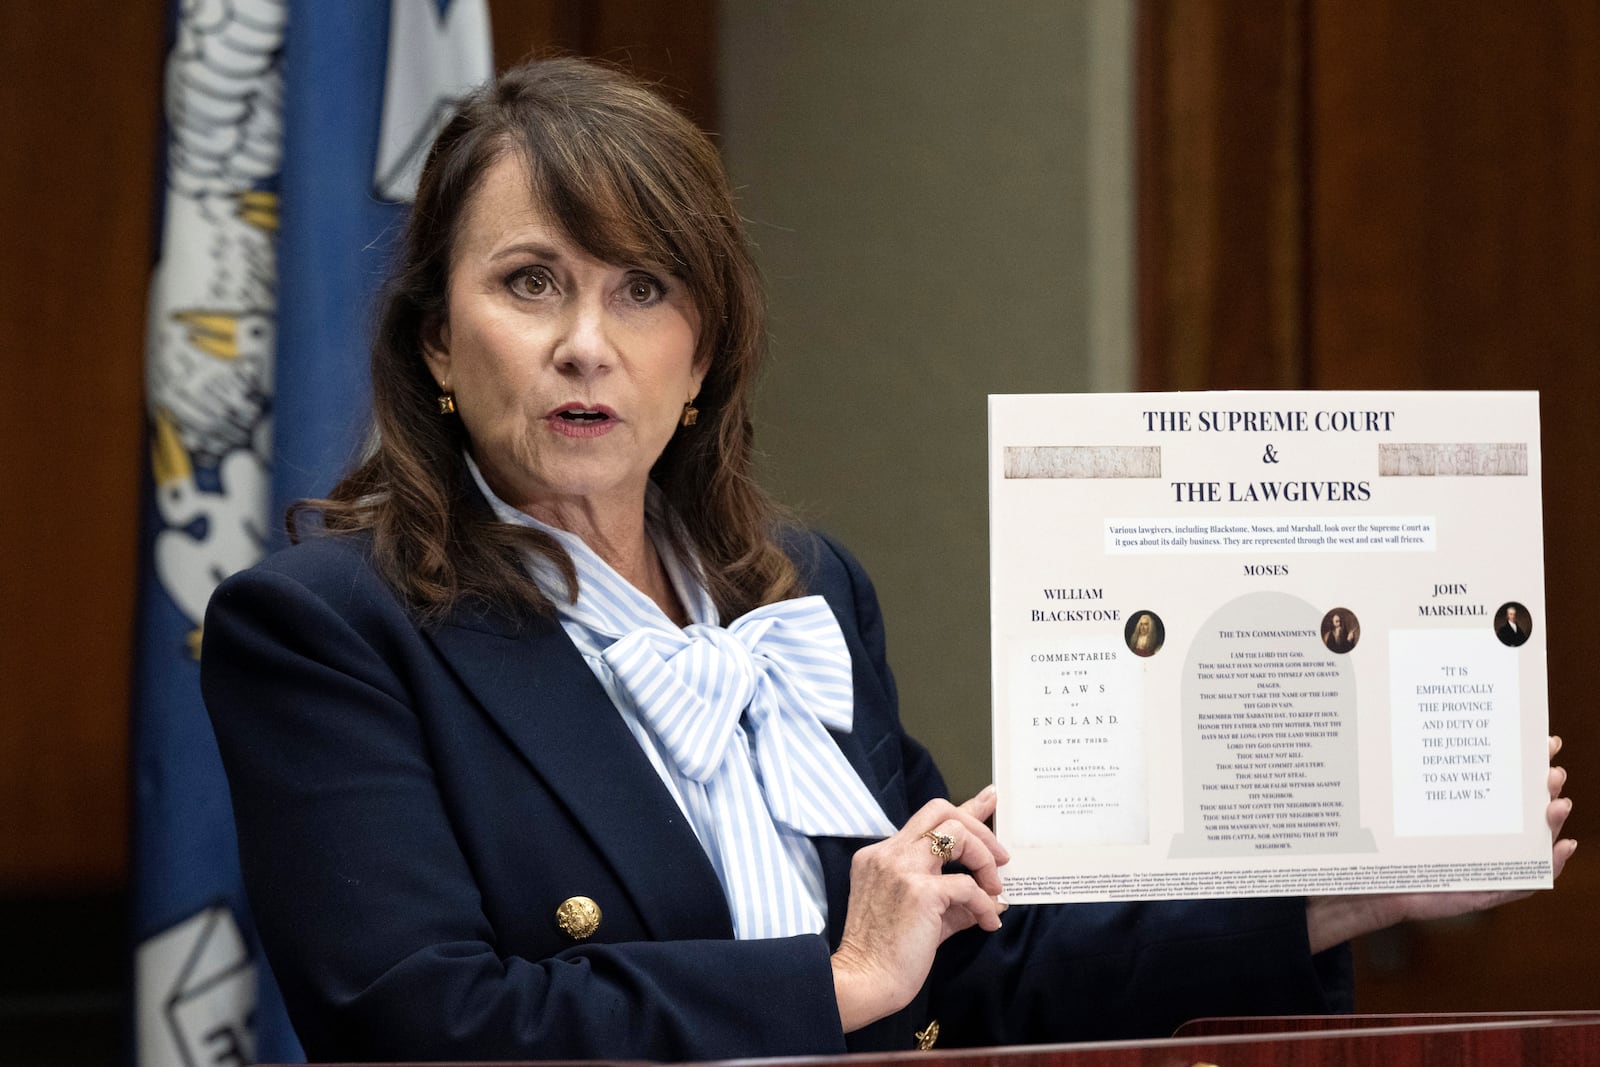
[202,59,1573,1062]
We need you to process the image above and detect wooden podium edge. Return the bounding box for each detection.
[282,1012,1600,1066]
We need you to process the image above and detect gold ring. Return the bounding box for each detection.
[922,829,955,862]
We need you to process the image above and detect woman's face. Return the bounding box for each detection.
[424,153,704,525]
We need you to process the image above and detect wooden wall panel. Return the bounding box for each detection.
[1308,0,1600,1014]
[0,6,163,889]
[1310,4,1600,388]
[488,0,718,131]
[1140,0,1600,1015]
[1137,0,1308,390]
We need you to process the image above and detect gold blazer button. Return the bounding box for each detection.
[555,896,602,940]
[914,1019,939,1050]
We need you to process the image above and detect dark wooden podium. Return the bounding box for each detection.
[306,1012,1600,1066]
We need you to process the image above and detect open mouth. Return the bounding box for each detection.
[553,405,615,422]
[548,405,618,435]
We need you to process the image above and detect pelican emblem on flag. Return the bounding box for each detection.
[144,0,285,652]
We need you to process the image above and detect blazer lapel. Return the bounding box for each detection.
[815,721,907,949]
[426,610,735,942]
[813,594,918,947]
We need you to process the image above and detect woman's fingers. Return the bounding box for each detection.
[1548,794,1573,839]
[957,784,1010,864]
[1553,837,1578,880]
[958,783,999,822]
[921,816,1005,896]
[1545,735,1576,878]
[830,790,1019,1031]
[912,789,1009,894]
[1310,736,1577,950]
[938,870,1006,935]
[832,795,1011,1032]
[1545,734,1575,856]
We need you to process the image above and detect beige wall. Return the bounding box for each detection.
[720,1,1135,797]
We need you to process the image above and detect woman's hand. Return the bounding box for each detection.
[1306,735,1576,953]
[831,786,1010,1032]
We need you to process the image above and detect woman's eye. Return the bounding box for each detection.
[625,274,664,305]
[508,267,554,298]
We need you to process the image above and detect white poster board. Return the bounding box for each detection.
[989,391,1550,902]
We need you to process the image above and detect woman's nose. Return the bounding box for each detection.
[552,299,615,375]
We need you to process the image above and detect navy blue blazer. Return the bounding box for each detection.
[202,528,1349,1062]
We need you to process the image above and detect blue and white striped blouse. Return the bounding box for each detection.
[467,457,895,939]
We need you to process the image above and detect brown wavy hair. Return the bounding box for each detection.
[293,57,800,624]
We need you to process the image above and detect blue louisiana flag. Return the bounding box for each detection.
[133,2,491,1063]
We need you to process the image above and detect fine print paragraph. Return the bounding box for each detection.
[1106,516,1436,554]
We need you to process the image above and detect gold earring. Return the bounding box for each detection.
[437,392,456,415]
[680,398,699,427]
